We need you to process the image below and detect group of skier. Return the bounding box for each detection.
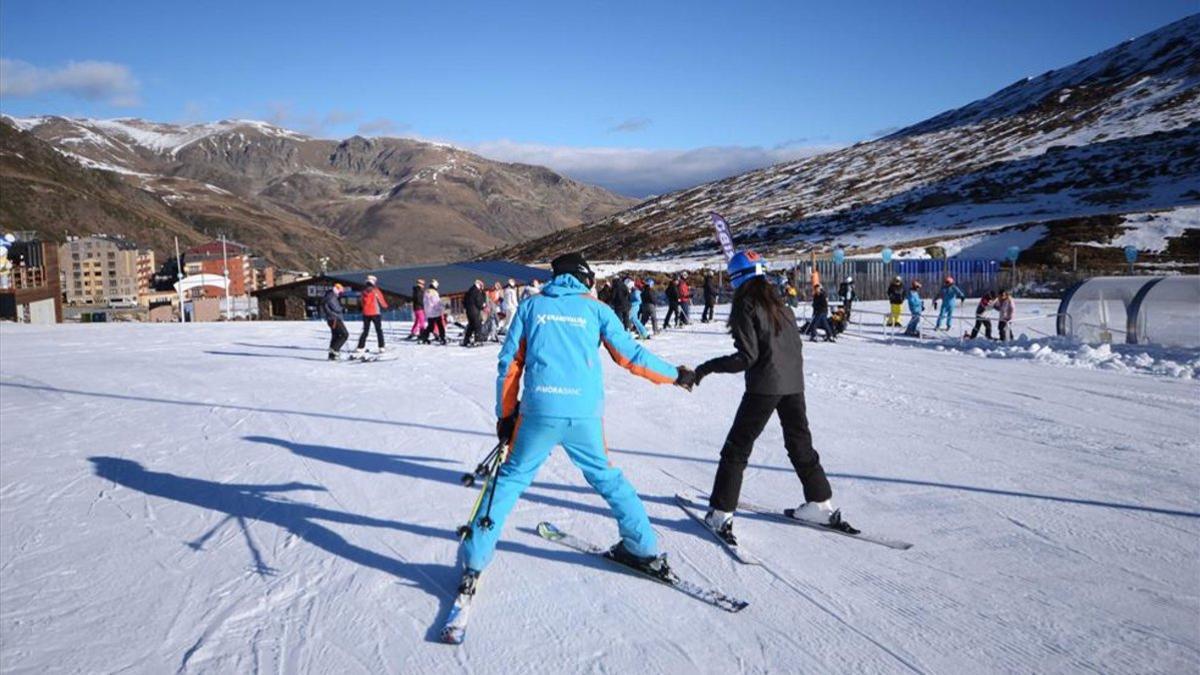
[885,275,1016,340]
[599,271,721,340]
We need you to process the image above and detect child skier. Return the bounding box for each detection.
[886,276,905,327]
[904,280,924,337]
[409,279,426,340]
[807,284,835,342]
[456,252,694,596]
[968,291,995,340]
[419,280,447,344]
[933,275,966,331]
[627,278,651,339]
[687,251,852,544]
[994,289,1015,341]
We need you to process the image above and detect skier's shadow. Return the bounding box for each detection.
[87,456,612,645]
[205,350,329,362]
[244,435,695,537]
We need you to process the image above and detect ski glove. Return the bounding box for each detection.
[674,366,697,391]
[496,402,519,443]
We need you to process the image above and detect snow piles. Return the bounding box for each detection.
[947,337,1200,379]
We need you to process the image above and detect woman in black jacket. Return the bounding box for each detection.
[688,252,853,543]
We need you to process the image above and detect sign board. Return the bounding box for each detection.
[307,284,332,298]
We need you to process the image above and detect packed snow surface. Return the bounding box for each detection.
[1,312,1198,673]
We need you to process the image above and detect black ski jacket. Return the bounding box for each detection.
[641,286,657,306]
[610,281,630,313]
[412,285,424,310]
[665,283,679,306]
[887,283,905,304]
[464,285,486,317]
[320,289,344,321]
[812,291,829,317]
[696,294,805,395]
[703,277,718,304]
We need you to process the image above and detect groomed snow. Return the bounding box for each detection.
[1,314,1197,673]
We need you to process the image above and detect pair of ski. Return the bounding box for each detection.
[345,352,394,363]
[439,521,749,644]
[674,492,913,563]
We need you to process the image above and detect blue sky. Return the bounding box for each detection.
[1,1,1195,195]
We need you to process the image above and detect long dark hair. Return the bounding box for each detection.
[728,276,791,335]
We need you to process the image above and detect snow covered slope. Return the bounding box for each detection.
[498,15,1200,266]
[2,318,1197,673]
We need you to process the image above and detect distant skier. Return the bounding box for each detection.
[419,280,447,345]
[320,283,349,360]
[886,276,905,327]
[455,252,694,597]
[837,276,857,324]
[609,274,631,330]
[678,277,692,326]
[701,271,718,323]
[904,280,924,337]
[685,250,852,544]
[353,274,389,356]
[409,278,426,340]
[968,291,995,340]
[933,276,966,331]
[639,279,660,333]
[520,278,542,302]
[501,279,519,334]
[663,278,681,329]
[807,284,835,342]
[994,289,1015,341]
[462,280,486,347]
[627,278,650,339]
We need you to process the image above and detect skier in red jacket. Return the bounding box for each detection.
[354,275,389,356]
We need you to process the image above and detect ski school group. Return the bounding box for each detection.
[419,249,914,644]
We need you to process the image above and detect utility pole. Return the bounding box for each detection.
[221,233,230,321]
[174,236,186,323]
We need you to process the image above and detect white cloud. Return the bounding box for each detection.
[0,58,141,106]
[357,118,409,136]
[468,139,839,197]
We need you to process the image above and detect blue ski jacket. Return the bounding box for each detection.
[629,288,642,311]
[938,284,966,308]
[907,290,924,314]
[496,274,678,419]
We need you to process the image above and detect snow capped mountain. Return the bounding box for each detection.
[0,115,634,267]
[498,15,1200,268]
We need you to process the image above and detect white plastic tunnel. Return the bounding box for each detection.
[1058,276,1200,347]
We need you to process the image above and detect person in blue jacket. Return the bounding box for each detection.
[456,252,694,597]
[904,280,924,337]
[933,275,966,331]
[627,278,651,339]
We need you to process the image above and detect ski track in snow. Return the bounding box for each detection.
[1,307,1197,674]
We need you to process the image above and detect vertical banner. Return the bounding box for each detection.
[710,212,736,261]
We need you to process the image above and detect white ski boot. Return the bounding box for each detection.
[789,500,859,533]
[351,347,366,359]
[703,508,737,545]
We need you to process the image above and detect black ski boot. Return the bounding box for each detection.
[457,569,481,596]
[606,541,674,581]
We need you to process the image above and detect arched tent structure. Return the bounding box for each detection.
[1128,276,1200,348]
[1058,276,1200,347]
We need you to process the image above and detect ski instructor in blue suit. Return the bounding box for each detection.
[457,252,696,592]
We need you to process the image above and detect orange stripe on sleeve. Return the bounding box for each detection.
[602,339,675,385]
[500,339,526,417]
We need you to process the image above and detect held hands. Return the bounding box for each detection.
[675,365,700,391]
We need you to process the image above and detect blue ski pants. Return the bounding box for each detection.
[935,303,955,330]
[905,313,922,336]
[462,415,658,571]
[629,311,650,338]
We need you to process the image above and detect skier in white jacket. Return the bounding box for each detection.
[501,278,519,334]
[419,280,447,344]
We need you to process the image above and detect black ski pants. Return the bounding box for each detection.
[356,315,385,349]
[663,302,679,329]
[970,316,993,340]
[709,392,832,513]
[463,311,482,345]
[702,301,715,323]
[419,316,446,344]
[327,319,349,353]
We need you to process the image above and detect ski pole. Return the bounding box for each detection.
[456,444,505,540]
[460,441,504,487]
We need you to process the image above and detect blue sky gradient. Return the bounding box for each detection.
[1,1,1195,195]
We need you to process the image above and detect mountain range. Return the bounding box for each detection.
[0,116,633,269]
[495,15,1200,269]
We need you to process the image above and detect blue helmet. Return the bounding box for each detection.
[727,250,768,289]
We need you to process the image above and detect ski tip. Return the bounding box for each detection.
[536,521,563,539]
[728,600,750,613]
[439,629,465,645]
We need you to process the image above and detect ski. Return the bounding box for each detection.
[674,493,762,565]
[736,498,913,550]
[438,593,473,644]
[535,521,748,613]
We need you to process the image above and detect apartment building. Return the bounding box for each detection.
[0,233,62,324]
[59,235,154,306]
[183,240,274,298]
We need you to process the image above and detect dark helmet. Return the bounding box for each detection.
[550,252,595,289]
